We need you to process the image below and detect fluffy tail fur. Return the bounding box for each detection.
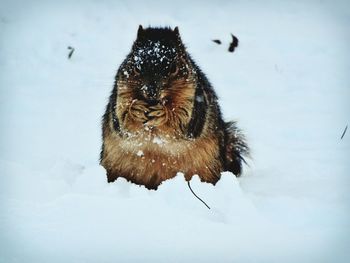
[223,121,249,176]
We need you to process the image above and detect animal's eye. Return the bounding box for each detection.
[133,66,141,76]
[169,63,179,76]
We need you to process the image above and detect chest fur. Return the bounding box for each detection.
[101,129,221,188]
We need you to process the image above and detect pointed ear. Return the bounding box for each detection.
[174,26,183,45]
[173,26,180,37]
[137,25,144,39]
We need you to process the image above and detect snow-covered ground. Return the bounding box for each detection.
[1,0,350,262]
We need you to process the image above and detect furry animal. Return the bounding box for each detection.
[100,26,248,190]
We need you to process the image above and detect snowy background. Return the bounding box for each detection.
[1,0,350,262]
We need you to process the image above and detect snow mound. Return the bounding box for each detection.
[1,0,349,262]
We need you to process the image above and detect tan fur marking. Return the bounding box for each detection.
[101,76,221,189]
[102,120,220,189]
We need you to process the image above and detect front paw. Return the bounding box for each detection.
[129,99,149,122]
[145,104,168,126]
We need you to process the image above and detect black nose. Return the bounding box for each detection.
[147,84,158,99]
[141,81,159,101]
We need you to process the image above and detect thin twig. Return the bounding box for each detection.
[341,125,348,139]
[187,181,210,210]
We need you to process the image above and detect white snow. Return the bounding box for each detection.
[195,94,204,102]
[123,70,129,78]
[1,0,350,262]
[141,84,148,91]
[133,39,176,69]
[152,136,167,145]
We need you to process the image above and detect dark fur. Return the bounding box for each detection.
[100,26,248,189]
